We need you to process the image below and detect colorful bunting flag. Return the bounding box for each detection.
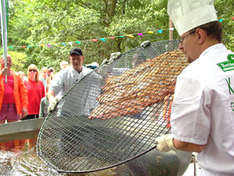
[3,17,230,50]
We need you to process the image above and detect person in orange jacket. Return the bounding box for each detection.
[0,55,28,124]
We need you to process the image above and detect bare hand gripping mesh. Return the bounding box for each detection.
[37,40,188,173]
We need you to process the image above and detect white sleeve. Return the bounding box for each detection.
[49,71,65,96]
[171,75,211,145]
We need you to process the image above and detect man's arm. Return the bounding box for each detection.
[47,71,63,112]
[173,138,206,153]
[156,134,206,153]
[48,89,56,103]
[47,88,60,112]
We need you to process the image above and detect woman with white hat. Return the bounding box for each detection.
[156,0,234,175]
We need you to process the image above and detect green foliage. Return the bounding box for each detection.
[10,51,27,72]
[0,50,27,72]
[215,0,234,50]
[2,0,233,71]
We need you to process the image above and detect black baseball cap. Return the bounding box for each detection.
[70,48,83,56]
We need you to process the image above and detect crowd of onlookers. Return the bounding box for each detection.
[0,48,100,151]
[0,55,72,150]
[0,48,101,126]
[0,55,70,126]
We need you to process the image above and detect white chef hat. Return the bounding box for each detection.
[167,0,218,36]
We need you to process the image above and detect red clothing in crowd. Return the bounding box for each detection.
[0,71,28,116]
[3,75,15,104]
[24,80,45,115]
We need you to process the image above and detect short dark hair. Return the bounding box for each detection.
[196,21,223,42]
[48,67,54,72]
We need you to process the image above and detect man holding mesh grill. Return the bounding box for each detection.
[48,48,92,114]
[156,0,234,175]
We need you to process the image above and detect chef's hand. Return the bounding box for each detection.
[156,134,176,152]
[48,97,59,113]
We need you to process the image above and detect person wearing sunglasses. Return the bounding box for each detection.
[156,0,234,175]
[0,55,28,124]
[22,64,45,120]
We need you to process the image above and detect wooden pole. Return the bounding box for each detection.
[169,19,174,40]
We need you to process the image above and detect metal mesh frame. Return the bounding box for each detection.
[37,40,187,173]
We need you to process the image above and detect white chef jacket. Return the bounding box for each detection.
[171,44,234,176]
[49,66,92,114]
[50,66,92,98]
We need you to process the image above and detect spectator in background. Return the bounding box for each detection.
[46,67,54,94]
[48,48,92,113]
[39,67,48,92]
[18,71,27,81]
[60,61,69,70]
[22,64,45,120]
[47,67,54,78]
[0,55,28,124]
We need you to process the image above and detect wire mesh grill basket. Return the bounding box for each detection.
[37,40,189,173]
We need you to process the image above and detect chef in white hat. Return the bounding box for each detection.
[156,0,234,175]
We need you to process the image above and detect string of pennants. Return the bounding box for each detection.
[5,18,233,50]
[8,30,164,50]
